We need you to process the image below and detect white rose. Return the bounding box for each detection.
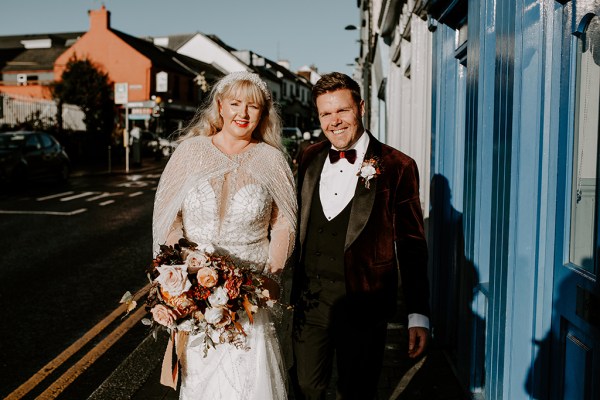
[177,319,194,332]
[205,307,225,325]
[208,286,229,307]
[155,264,192,297]
[360,165,376,179]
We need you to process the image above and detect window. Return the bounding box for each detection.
[569,15,600,273]
[25,135,40,150]
[38,133,53,149]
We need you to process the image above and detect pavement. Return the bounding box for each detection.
[87,312,468,400]
[71,156,468,400]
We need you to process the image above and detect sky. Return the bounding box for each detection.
[0,0,361,75]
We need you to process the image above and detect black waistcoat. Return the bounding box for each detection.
[302,183,353,282]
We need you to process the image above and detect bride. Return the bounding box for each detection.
[152,71,297,399]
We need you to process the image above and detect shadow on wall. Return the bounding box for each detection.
[427,174,486,393]
[524,269,596,399]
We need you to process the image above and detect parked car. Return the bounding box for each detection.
[282,127,303,140]
[0,130,70,183]
[281,127,302,160]
[140,130,177,158]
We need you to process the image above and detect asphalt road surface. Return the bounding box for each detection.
[0,167,164,399]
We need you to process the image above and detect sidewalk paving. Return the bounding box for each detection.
[90,324,467,400]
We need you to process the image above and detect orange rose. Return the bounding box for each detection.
[197,267,219,288]
[165,293,197,317]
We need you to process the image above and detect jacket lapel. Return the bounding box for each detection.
[299,146,329,246]
[345,133,381,251]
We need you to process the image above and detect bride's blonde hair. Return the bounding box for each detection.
[176,72,283,151]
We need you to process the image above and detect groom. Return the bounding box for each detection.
[292,72,430,400]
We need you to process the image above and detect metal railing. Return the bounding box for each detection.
[0,93,85,131]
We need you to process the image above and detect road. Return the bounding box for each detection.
[0,165,164,399]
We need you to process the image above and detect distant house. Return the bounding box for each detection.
[0,32,83,99]
[152,32,248,75]
[0,6,224,135]
[149,32,284,100]
[55,6,224,134]
[153,33,316,130]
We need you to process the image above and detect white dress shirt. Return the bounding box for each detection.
[318,132,430,330]
[319,132,369,220]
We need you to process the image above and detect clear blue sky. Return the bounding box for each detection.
[0,0,361,75]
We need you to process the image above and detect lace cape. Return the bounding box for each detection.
[152,135,297,261]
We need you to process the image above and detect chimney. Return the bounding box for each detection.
[89,5,111,31]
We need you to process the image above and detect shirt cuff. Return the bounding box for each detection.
[408,313,430,330]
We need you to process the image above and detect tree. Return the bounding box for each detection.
[53,57,115,144]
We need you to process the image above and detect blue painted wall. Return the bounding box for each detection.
[428,0,600,398]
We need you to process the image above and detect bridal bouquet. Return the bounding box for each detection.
[128,238,277,356]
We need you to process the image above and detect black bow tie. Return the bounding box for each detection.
[328,148,357,164]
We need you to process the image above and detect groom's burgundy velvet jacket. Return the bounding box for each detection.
[293,132,430,319]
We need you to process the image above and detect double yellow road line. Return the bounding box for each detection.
[6,284,150,400]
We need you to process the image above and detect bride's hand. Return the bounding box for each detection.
[260,275,281,301]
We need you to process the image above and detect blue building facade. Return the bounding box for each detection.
[357,0,599,398]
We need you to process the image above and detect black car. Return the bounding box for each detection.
[0,130,70,183]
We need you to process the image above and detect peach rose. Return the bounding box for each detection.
[197,267,219,288]
[151,304,177,327]
[185,251,209,273]
[155,264,191,296]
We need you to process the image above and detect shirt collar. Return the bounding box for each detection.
[331,130,370,156]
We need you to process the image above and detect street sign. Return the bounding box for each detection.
[156,72,168,93]
[127,101,155,108]
[114,82,128,104]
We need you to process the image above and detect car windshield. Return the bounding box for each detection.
[282,128,298,138]
[0,134,26,149]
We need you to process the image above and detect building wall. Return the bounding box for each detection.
[178,34,247,74]
[54,7,152,103]
[361,0,600,398]
[0,84,51,99]
[368,4,432,216]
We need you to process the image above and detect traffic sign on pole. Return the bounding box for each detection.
[114,83,128,105]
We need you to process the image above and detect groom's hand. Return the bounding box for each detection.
[407,327,429,358]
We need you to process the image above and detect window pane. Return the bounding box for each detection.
[569,17,600,274]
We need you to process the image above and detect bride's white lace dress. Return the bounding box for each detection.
[152,136,297,400]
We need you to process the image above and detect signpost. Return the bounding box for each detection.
[114,83,130,173]
[156,72,168,93]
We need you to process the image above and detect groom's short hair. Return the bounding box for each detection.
[312,72,362,106]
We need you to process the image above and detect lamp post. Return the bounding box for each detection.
[343,24,360,76]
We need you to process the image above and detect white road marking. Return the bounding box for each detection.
[0,208,87,216]
[60,192,98,201]
[36,191,75,201]
[86,192,124,201]
[117,181,149,188]
[389,356,428,400]
[128,191,143,197]
[99,200,115,206]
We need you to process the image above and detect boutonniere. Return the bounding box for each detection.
[357,157,382,189]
